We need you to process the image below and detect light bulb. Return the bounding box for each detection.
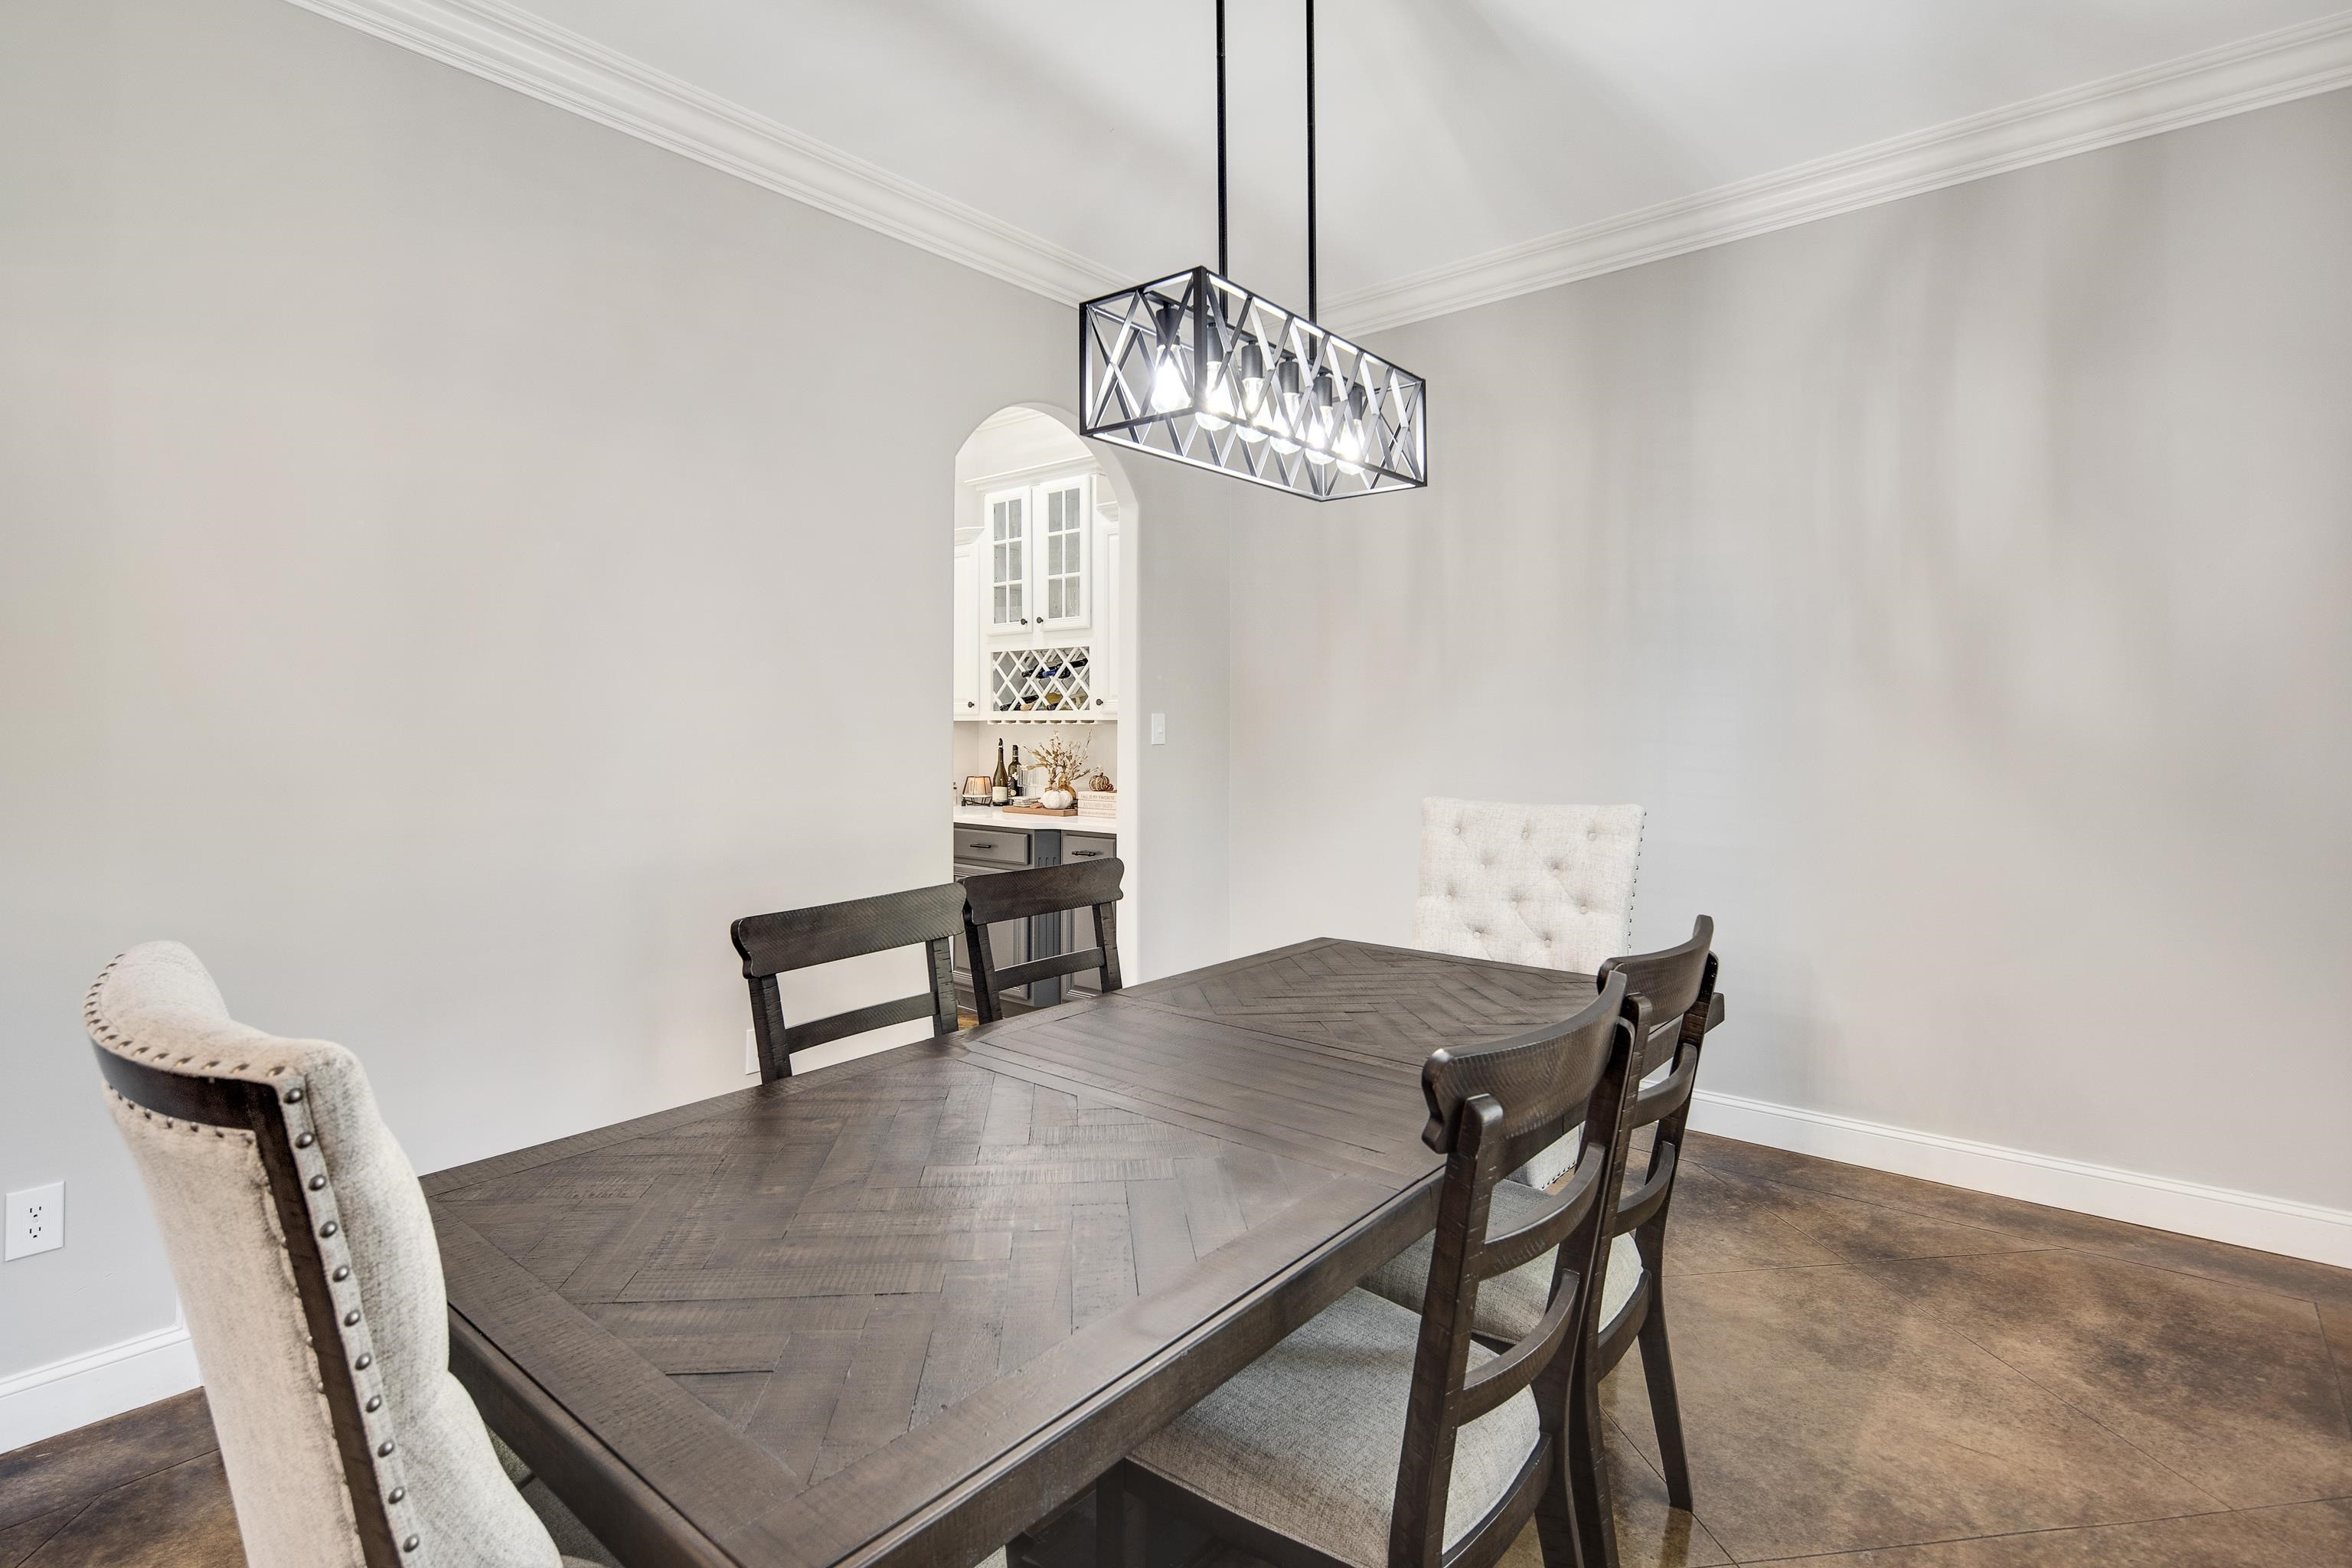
[1234,338,1269,442]
[1304,368,1338,465]
[1196,316,1232,429]
[1152,358,1189,413]
[1197,371,1234,430]
[1335,384,1370,473]
[1149,301,1190,413]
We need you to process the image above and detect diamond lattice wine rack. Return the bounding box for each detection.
[1080,268,1428,501]
[990,646,1100,718]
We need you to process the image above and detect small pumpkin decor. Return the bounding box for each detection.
[1030,734,1089,811]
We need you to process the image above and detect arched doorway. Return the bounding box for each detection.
[948,404,1142,1006]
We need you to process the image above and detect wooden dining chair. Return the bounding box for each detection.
[1579,917,1721,1560]
[1414,797,1645,1188]
[83,941,619,1568]
[1096,972,1647,1568]
[1360,917,1723,1568]
[730,882,965,1082]
[960,857,1125,1024]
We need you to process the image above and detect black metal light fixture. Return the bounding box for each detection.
[1079,0,1428,501]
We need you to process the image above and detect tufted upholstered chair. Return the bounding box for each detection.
[1414,797,1645,1187]
[1414,798,1644,976]
[83,942,616,1568]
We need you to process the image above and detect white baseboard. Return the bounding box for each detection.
[1687,1089,2352,1270]
[0,1322,201,1455]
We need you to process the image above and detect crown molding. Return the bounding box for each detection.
[287,2,2352,334]
[283,0,1125,305]
[1325,11,2352,335]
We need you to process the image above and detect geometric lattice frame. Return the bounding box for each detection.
[1081,266,1428,501]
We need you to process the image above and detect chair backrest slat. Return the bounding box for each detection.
[1474,1160,1604,1281]
[1387,970,1644,1568]
[963,858,1125,1023]
[734,882,969,976]
[985,946,1109,991]
[731,882,965,1081]
[780,991,939,1057]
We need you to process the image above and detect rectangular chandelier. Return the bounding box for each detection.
[1080,266,1428,501]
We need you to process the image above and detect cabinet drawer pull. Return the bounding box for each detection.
[1072,850,1103,858]
[968,841,995,850]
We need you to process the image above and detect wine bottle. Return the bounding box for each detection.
[991,741,1010,804]
[1008,745,1025,797]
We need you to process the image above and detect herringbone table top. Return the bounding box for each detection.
[426,939,1597,1568]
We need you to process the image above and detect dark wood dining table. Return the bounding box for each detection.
[423,938,1615,1568]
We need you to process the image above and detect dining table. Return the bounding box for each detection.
[423,936,1668,1568]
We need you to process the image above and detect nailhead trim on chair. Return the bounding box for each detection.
[84,960,423,1565]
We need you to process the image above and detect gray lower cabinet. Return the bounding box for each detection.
[949,822,1118,1006]
[1063,831,1114,864]
[954,825,1028,866]
[1060,833,1116,995]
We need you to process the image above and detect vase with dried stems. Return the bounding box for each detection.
[1028,734,1090,809]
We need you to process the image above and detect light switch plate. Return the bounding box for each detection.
[1150,713,1167,745]
[5,1181,64,1260]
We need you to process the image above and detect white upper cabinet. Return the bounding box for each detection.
[983,474,1096,648]
[963,469,1116,718]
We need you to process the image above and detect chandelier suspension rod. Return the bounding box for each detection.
[1216,0,1229,277]
[1305,0,1318,322]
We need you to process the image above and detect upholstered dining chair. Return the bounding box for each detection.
[731,882,965,1081]
[1095,972,1647,1568]
[1362,918,1723,1568]
[82,941,617,1568]
[1414,797,1645,1188]
[961,858,1125,1024]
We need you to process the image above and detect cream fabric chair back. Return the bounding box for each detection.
[1415,798,1645,975]
[83,942,567,1568]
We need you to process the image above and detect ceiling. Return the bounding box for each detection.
[354,1,2352,322]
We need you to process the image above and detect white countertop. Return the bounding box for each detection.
[955,804,1118,834]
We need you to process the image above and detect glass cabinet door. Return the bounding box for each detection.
[1037,477,1089,630]
[988,488,1026,633]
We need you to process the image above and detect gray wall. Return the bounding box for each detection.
[0,0,1227,1380]
[1227,90,2352,1213]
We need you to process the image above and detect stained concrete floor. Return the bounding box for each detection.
[6,1132,2348,1567]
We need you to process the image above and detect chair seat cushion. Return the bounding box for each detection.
[1360,1181,1644,1344]
[1132,1288,1538,1568]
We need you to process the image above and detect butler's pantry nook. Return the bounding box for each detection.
[7,3,2351,1568]
[950,407,1134,1014]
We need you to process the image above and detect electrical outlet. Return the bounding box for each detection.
[5,1182,64,1261]
[745,1028,759,1076]
[1149,712,1167,745]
